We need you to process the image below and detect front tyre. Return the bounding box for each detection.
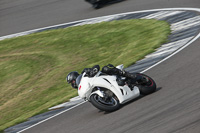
[136,73,157,95]
[90,94,120,112]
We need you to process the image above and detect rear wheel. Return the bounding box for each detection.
[136,73,157,95]
[93,3,101,9]
[90,90,120,112]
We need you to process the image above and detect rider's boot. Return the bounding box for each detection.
[122,71,136,79]
[121,71,149,84]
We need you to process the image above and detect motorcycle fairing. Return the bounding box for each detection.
[78,72,140,104]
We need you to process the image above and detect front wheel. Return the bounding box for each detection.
[90,94,120,112]
[136,73,157,95]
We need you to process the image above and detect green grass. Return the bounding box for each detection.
[0,19,170,131]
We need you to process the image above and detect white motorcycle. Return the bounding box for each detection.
[76,64,156,112]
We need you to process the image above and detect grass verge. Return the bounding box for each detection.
[0,19,170,131]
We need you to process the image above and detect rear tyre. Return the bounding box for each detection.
[136,73,157,95]
[90,93,120,112]
[93,3,101,9]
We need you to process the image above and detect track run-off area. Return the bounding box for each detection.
[1,0,200,133]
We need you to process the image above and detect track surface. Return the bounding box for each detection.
[1,0,200,133]
[0,0,199,36]
[22,36,200,133]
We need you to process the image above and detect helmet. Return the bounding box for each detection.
[66,71,79,88]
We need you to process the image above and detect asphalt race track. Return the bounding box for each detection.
[0,0,200,36]
[1,0,200,133]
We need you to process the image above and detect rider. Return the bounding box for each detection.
[66,64,147,89]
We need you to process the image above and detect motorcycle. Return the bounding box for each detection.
[76,64,156,112]
[84,0,124,9]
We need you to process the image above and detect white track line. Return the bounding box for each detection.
[145,37,193,58]
[142,31,200,73]
[141,11,184,19]
[171,16,200,32]
[7,7,199,133]
[0,8,200,41]
[17,101,86,133]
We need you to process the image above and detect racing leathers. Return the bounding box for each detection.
[82,64,146,84]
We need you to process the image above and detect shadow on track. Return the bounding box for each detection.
[96,87,162,114]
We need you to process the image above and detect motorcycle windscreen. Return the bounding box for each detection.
[76,74,83,86]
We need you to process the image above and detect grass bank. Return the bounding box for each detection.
[0,19,170,131]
